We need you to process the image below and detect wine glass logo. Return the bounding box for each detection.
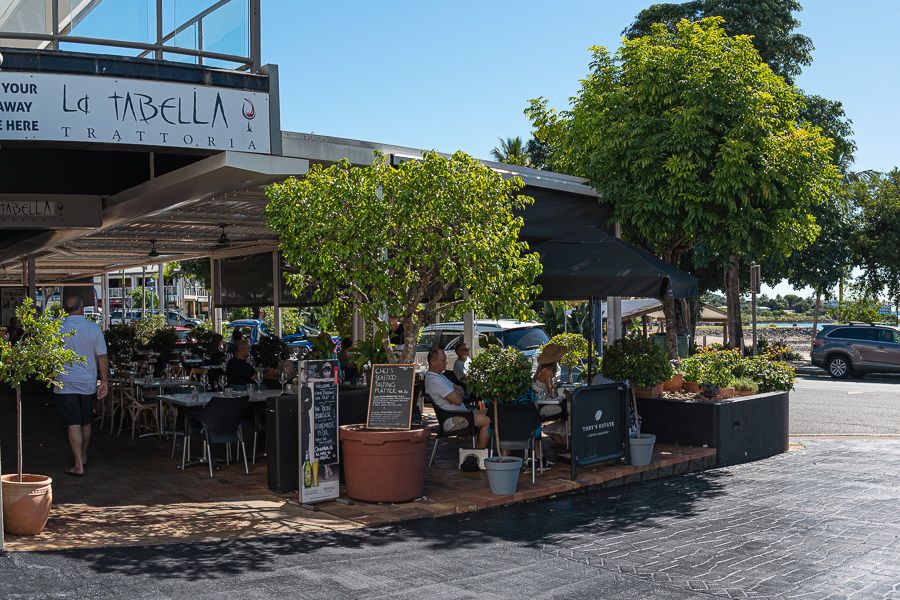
[242,98,256,132]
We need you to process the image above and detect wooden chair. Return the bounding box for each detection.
[118,378,160,439]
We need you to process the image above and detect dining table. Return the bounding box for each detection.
[133,378,206,437]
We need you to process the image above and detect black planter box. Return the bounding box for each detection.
[636,392,789,467]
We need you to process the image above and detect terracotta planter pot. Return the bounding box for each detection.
[719,387,735,399]
[1,474,53,536]
[662,374,684,392]
[633,385,663,399]
[734,390,756,397]
[683,381,700,393]
[340,426,430,503]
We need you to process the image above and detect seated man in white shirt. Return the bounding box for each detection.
[424,348,490,448]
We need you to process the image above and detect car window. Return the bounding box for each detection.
[416,331,437,352]
[877,329,900,343]
[439,333,459,349]
[498,327,551,350]
[829,328,875,341]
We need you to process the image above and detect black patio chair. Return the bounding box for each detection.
[493,402,541,483]
[194,395,250,478]
[426,394,478,470]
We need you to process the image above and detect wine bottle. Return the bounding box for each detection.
[303,451,312,488]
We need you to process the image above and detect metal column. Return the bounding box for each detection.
[272,251,282,338]
[101,273,110,330]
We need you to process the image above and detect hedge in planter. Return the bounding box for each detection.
[601,335,673,392]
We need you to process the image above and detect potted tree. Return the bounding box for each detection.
[466,346,533,495]
[266,151,540,503]
[600,335,673,466]
[1,299,82,537]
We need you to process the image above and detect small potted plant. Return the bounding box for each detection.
[662,361,684,392]
[1,299,82,537]
[467,345,533,495]
[732,377,759,397]
[680,355,702,393]
[601,335,673,466]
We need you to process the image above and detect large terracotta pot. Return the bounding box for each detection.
[633,384,663,399]
[662,374,684,392]
[1,474,53,536]
[340,426,430,503]
[734,390,756,397]
[683,381,701,393]
[719,387,735,399]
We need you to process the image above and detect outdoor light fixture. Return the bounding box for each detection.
[215,223,231,248]
[148,240,160,258]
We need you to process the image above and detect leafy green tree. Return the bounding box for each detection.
[265,151,541,363]
[164,259,211,289]
[130,287,158,312]
[829,288,883,324]
[490,136,531,166]
[0,299,82,483]
[527,18,839,356]
[624,0,813,82]
[854,169,900,308]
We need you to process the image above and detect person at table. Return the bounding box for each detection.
[206,333,226,364]
[533,343,567,419]
[424,348,490,449]
[452,343,471,384]
[226,340,259,390]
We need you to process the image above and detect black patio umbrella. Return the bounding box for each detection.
[533,227,698,301]
[531,226,699,381]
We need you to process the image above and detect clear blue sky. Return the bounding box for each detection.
[262,0,900,175]
[262,1,897,299]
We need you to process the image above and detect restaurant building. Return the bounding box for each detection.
[0,0,607,328]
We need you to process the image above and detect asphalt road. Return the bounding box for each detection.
[2,439,897,599]
[790,367,900,436]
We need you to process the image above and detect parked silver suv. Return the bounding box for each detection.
[811,323,900,378]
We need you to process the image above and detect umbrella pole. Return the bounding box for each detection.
[587,297,594,383]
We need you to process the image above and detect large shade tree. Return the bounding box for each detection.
[527,18,839,356]
[265,151,542,363]
[854,169,900,314]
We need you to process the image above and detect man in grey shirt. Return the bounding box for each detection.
[55,296,108,476]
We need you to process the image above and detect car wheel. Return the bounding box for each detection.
[827,355,851,379]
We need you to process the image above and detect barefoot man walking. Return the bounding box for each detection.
[55,296,108,476]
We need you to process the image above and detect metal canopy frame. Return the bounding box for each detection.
[0,151,308,285]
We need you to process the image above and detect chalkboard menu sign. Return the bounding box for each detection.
[298,360,340,505]
[570,383,628,480]
[366,364,416,430]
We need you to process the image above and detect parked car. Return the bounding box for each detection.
[224,319,337,355]
[415,320,550,371]
[811,323,900,378]
[109,310,142,325]
[165,310,201,328]
[173,327,196,347]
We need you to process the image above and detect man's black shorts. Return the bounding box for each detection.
[56,393,95,427]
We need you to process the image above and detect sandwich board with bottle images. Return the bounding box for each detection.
[298,359,340,505]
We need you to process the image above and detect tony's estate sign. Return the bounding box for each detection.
[0,72,270,153]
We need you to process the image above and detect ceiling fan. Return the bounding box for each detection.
[214,223,231,249]
[147,240,187,259]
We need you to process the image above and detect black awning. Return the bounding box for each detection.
[533,227,698,300]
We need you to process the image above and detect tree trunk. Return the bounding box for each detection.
[724,255,744,353]
[16,384,23,482]
[400,316,418,364]
[661,294,678,359]
[813,290,821,342]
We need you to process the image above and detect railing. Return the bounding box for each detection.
[0,0,261,72]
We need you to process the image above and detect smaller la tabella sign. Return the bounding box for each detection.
[0,194,102,228]
[0,72,270,153]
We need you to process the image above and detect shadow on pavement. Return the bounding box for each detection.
[36,469,729,581]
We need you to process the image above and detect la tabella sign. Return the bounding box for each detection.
[0,72,270,153]
[0,194,102,228]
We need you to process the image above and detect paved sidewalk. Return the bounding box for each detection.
[1,439,896,599]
